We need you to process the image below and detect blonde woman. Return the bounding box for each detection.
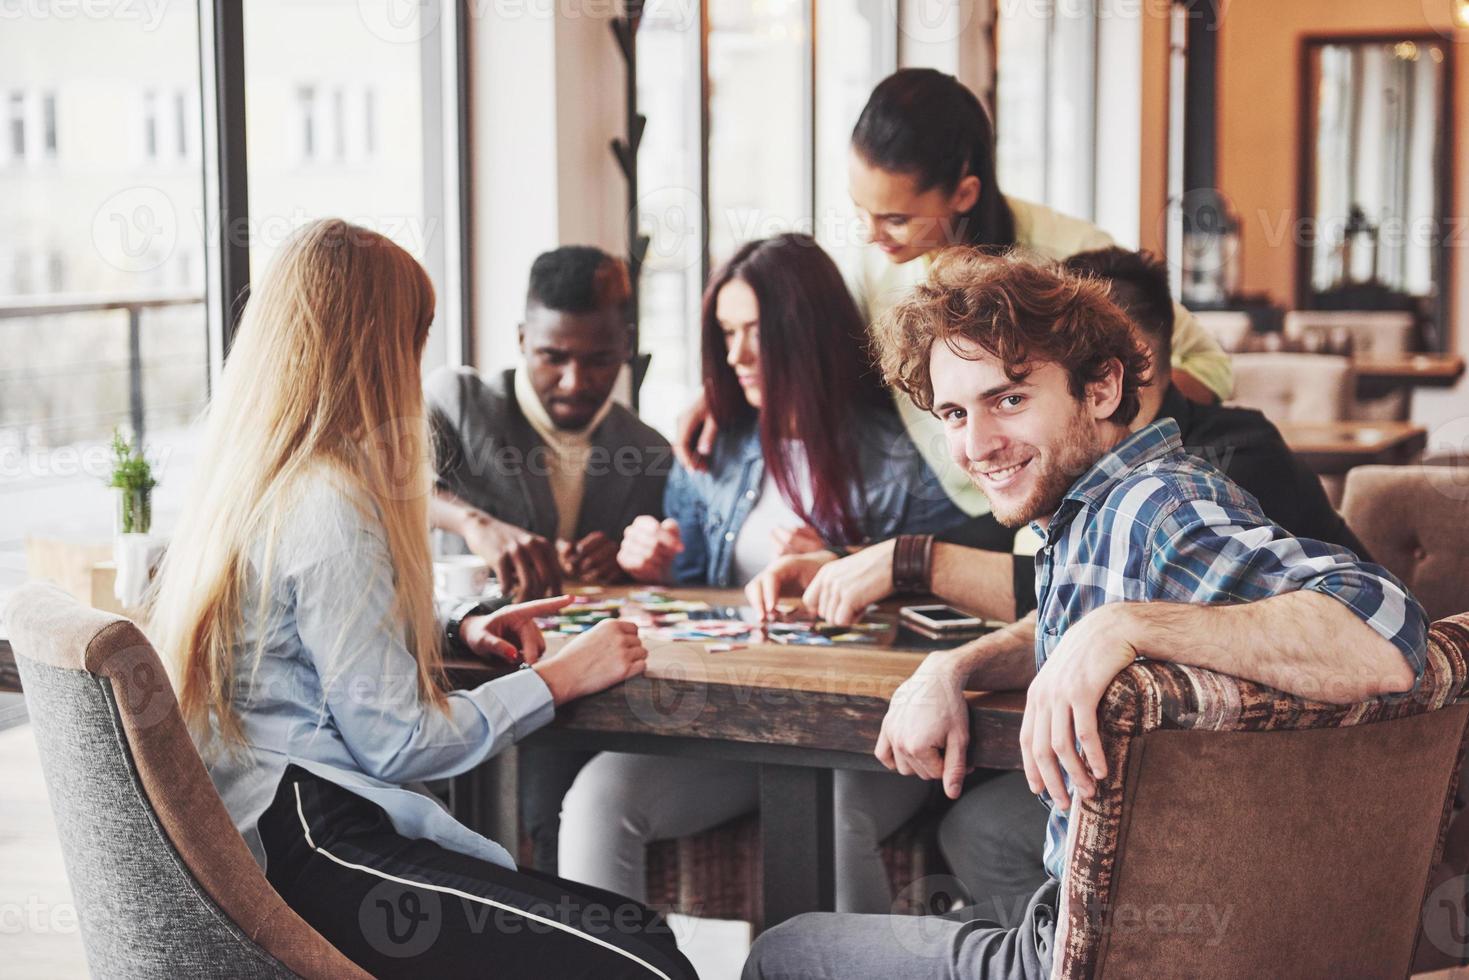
[149,220,694,979]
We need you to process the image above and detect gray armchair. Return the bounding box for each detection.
[5,583,368,979]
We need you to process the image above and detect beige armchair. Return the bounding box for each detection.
[1229,352,1353,423]
[1342,465,1469,621]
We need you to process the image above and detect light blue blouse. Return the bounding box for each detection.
[202,473,554,871]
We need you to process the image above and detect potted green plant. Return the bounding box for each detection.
[108,428,156,536]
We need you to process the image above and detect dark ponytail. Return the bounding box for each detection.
[851,68,1015,252]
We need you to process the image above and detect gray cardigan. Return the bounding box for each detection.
[425,366,672,544]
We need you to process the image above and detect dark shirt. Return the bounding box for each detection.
[425,367,672,548]
[1011,383,1369,615]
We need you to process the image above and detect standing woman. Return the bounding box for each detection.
[559,233,966,915]
[680,68,1232,537]
[844,66,1232,523]
[148,219,694,980]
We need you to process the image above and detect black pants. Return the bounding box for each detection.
[259,766,697,980]
[518,745,595,874]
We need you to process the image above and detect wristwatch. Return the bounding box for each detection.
[445,598,493,651]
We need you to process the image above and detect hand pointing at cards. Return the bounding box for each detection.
[617,516,684,584]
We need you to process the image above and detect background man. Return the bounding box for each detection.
[427,245,671,602]
[425,245,671,874]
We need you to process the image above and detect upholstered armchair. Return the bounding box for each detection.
[1341,465,1469,622]
[1229,352,1353,423]
[1053,614,1469,978]
[5,583,369,979]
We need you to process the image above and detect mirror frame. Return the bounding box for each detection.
[1295,32,1456,352]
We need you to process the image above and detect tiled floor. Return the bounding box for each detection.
[0,717,749,978]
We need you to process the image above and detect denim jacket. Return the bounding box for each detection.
[666,404,968,586]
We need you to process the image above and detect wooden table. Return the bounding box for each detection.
[445,586,1024,929]
[1279,420,1428,475]
[0,589,1027,929]
[1353,353,1465,387]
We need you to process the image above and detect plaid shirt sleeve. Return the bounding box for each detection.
[1146,495,1429,678]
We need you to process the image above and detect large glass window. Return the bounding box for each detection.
[996,0,1098,220]
[244,0,463,374]
[0,4,208,600]
[814,0,896,269]
[636,1,898,435]
[635,2,705,438]
[706,0,811,267]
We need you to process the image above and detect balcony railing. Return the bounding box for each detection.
[0,290,206,446]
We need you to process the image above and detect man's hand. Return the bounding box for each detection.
[744,550,839,620]
[674,393,718,472]
[617,516,683,583]
[1019,603,1138,811]
[558,531,622,584]
[771,525,827,558]
[802,538,896,625]
[461,513,562,601]
[459,594,574,665]
[875,649,973,799]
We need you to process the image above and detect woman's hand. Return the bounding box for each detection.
[744,551,839,621]
[616,516,683,584]
[674,392,718,472]
[459,594,574,665]
[533,618,649,705]
[802,539,896,626]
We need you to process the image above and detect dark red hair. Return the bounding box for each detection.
[701,234,892,546]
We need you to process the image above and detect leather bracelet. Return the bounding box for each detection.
[891,534,935,593]
[445,598,492,650]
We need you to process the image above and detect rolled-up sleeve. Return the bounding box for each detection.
[1149,498,1428,677]
[292,520,554,785]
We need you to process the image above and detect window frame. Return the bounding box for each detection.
[197,0,475,384]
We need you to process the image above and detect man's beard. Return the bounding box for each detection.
[984,409,1104,528]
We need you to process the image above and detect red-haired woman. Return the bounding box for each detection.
[557,234,966,914]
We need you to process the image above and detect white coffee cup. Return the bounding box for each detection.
[433,554,491,599]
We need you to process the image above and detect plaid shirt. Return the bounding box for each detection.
[1031,418,1428,881]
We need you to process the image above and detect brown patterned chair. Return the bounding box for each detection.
[5,582,368,978]
[1053,613,1469,978]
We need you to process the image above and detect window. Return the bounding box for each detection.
[635,2,706,437]
[635,0,898,434]
[245,0,465,374]
[42,92,57,159]
[7,92,24,161]
[814,0,897,267]
[995,0,1099,221]
[363,88,377,158]
[1,4,210,600]
[142,89,159,161]
[706,0,812,266]
[296,84,318,162]
[173,90,188,160]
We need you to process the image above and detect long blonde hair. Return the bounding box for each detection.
[150,218,447,745]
